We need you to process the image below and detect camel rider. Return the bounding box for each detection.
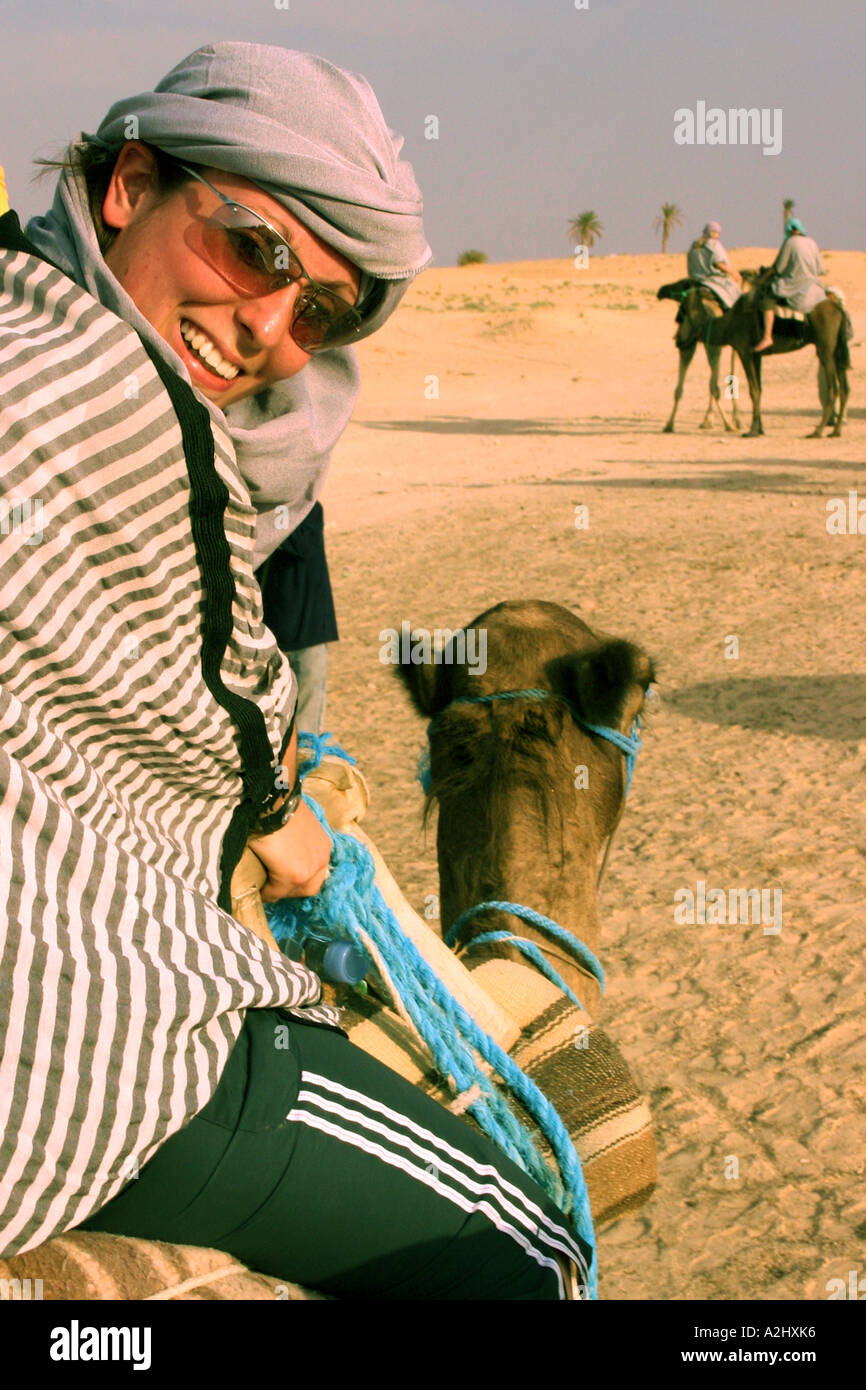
[755,218,826,351]
[686,220,742,309]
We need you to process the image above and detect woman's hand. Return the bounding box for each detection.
[247,798,332,901]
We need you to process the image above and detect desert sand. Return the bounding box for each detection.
[318,248,865,1301]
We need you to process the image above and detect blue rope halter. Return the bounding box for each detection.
[420,688,644,1068]
[445,904,605,1012]
[419,686,643,796]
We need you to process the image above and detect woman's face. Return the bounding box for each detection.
[102,143,362,407]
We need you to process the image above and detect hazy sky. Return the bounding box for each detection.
[2,0,863,265]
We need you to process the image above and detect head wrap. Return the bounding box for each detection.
[785,217,805,236]
[702,221,721,238]
[26,41,432,565]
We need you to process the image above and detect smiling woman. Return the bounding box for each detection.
[26,40,431,567]
[96,148,366,405]
[0,41,586,1299]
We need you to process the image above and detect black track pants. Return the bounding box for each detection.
[80,1010,589,1300]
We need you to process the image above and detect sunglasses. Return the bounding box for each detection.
[178,164,364,353]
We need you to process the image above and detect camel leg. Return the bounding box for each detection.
[739,349,764,436]
[809,342,838,438]
[833,363,849,438]
[729,347,742,430]
[699,344,716,429]
[703,343,735,432]
[663,344,696,433]
[817,365,836,428]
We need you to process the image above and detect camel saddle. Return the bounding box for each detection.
[775,303,806,321]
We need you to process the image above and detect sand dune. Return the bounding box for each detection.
[320,249,865,1300]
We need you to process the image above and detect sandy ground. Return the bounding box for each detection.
[317,248,865,1301]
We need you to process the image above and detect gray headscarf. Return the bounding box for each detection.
[26,41,432,566]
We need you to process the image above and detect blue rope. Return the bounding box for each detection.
[264,785,598,1296]
[422,688,643,796]
[297,730,357,774]
[446,901,605,1000]
[416,743,433,795]
[578,716,642,795]
[451,931,588,1010]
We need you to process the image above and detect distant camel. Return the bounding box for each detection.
[657,278,742,432]
[662,272,851,437]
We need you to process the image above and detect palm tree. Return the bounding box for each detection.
[567,211,603,250]
[653,202,684,253]
[783,198,795,230]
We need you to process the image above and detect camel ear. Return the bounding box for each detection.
[547,640,655,731]
[392,624,450,717]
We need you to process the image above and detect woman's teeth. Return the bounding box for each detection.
[179,320,241,381]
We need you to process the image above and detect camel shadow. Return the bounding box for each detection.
[527,470,835,494]
[769,406,865,420]
[675,457,865,473]
[360,416,648,436]
[360,415,864,441]
[664,676,866,742]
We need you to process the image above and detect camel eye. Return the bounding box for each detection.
[516,710,557,745]
[448,737,475,768]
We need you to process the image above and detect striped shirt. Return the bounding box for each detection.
[0,221,340,1258]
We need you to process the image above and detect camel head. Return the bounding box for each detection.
[744,266,778,305]
[657,277,693,302]
[396,600,655,1012]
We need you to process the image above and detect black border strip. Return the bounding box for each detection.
[140,348,278,909]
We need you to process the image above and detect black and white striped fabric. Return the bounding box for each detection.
[0,225,340,1258]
